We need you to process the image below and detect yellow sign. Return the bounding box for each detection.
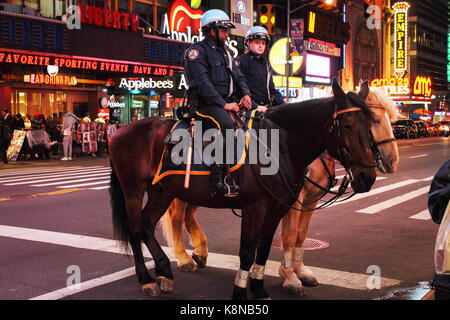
[370,77,410,95]
[273,76,303,88]
[393,2,410,76]
[269,38,304,76]
[413,76,432,97]
[308,11,316,33]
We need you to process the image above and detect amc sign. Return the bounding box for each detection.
[413,76,432,97]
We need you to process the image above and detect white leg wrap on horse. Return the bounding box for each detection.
[250,264,265,280]
[294,247,304,262]
[281,251,293,268]
[234,269,250,288]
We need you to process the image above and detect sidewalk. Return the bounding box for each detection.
[0,154,110,173]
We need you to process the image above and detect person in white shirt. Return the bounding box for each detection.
[61,112,80,161]
[82,113,91,124]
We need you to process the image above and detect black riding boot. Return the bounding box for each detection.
[210,163,239,197]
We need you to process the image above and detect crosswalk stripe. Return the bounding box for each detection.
[90,186,110,190]
[30,174,112,187]
[409,154,428,159]
[0,225,401,300]
[0,166,86,178]
[57,180,110,188]
[330,177,387,192]
[0,169,111,184]
[356,186,430,214]
[0,166,108,180]
[327,177,432,208]
[409,210,431,220]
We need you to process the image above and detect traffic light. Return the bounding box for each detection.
[257,4,275,35]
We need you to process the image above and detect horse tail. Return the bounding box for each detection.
[110,162,131,252]
[161,204,174,248]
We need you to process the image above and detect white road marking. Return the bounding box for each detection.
[0,166,86,178]
[0,225,401,300]
[330,177,387,192]
[0,168,111,183]
[409,154,428,159]
[409,210,431,220]
[356,186,430,214]
[31,174,111,187]
[90,186,110,190]
[4,171,111,185]
[56,180,110,188]
[327,178,432,208]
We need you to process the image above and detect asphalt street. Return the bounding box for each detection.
[0,136,448,301]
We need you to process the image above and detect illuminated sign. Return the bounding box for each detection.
[448,32,450,82]
[160,0,238,56]
[119,78,175,91]
[306,10,350,44]
[273,76,303,88]
[370,77,410,95]
[77,4,139,32]
[304,39,341,57]
[413,76,432,97]
[47,65,59,76]
[25,74,77,86]
[231,0,252,36]
[306,54,330,78]
[393,2,410,77]
[0,49,181,76]
[106,95,126,108]
[269,38,304,76]
[308,12,316,33]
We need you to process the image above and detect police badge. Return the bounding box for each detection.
[187,49,199,61]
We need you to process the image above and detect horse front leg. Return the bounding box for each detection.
[249,209,286,300]
[232,205,267,300]
[185,203,208,268]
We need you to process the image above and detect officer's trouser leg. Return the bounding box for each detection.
[196,106,238,197]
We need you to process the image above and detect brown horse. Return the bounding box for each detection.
[162,82,399,297]
[109,79,377,300]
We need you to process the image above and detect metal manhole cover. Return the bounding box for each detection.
[272,237,330,251]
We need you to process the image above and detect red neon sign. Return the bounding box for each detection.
[168,0,203,35]
[0,49,182,76]
[77,4,139,32]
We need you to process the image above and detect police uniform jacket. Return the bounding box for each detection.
[235,52,285,108]
[184,38,251,109]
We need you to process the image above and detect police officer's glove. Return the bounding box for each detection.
[224,103,240,112]
[239,95,252,110]
[256,105,268,113]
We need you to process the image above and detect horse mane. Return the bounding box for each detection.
[266,97,335,130]
[346,91,376,123]
[366,87,398,122]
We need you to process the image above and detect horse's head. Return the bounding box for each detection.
[326,79,377,193]
[358,80,399,173]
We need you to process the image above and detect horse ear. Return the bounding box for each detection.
[359,79,364,86]
[331,78,346,106]
[358,80,370,100]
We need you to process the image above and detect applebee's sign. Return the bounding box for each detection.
[120,78,175,90]
[161,0,238,56]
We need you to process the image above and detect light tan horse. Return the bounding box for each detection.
[161,82,399,295]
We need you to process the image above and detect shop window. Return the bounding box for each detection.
[12,91,28,117]
[24,0,39,9]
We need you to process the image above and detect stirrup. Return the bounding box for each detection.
[223,175,239,198]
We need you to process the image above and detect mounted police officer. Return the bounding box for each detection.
[183,9,252,198]
[236,26,285,112]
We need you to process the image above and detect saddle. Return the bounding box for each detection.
[151,109,261,185]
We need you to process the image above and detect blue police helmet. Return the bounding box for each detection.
[201,9,236,30]
[245,26,270,42]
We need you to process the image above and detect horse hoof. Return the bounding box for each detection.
[179,262,198,273]
[157,276,174,293]
[142,283,161,296]
[192,253,207,269]
[300,277,319,287]
[284,285,307,297]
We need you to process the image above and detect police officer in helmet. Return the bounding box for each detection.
[183,9,252,198]
[236,26,285,112]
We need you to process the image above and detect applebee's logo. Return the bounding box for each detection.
[169,0,203,35]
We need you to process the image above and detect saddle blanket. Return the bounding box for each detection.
[152,109,258,185]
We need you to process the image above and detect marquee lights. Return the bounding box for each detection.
[393,2,410,77]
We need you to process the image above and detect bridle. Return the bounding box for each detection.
[366,104,397,174]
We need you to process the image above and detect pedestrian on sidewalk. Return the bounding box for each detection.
[0,117,12,164]
[62,111,80,161]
